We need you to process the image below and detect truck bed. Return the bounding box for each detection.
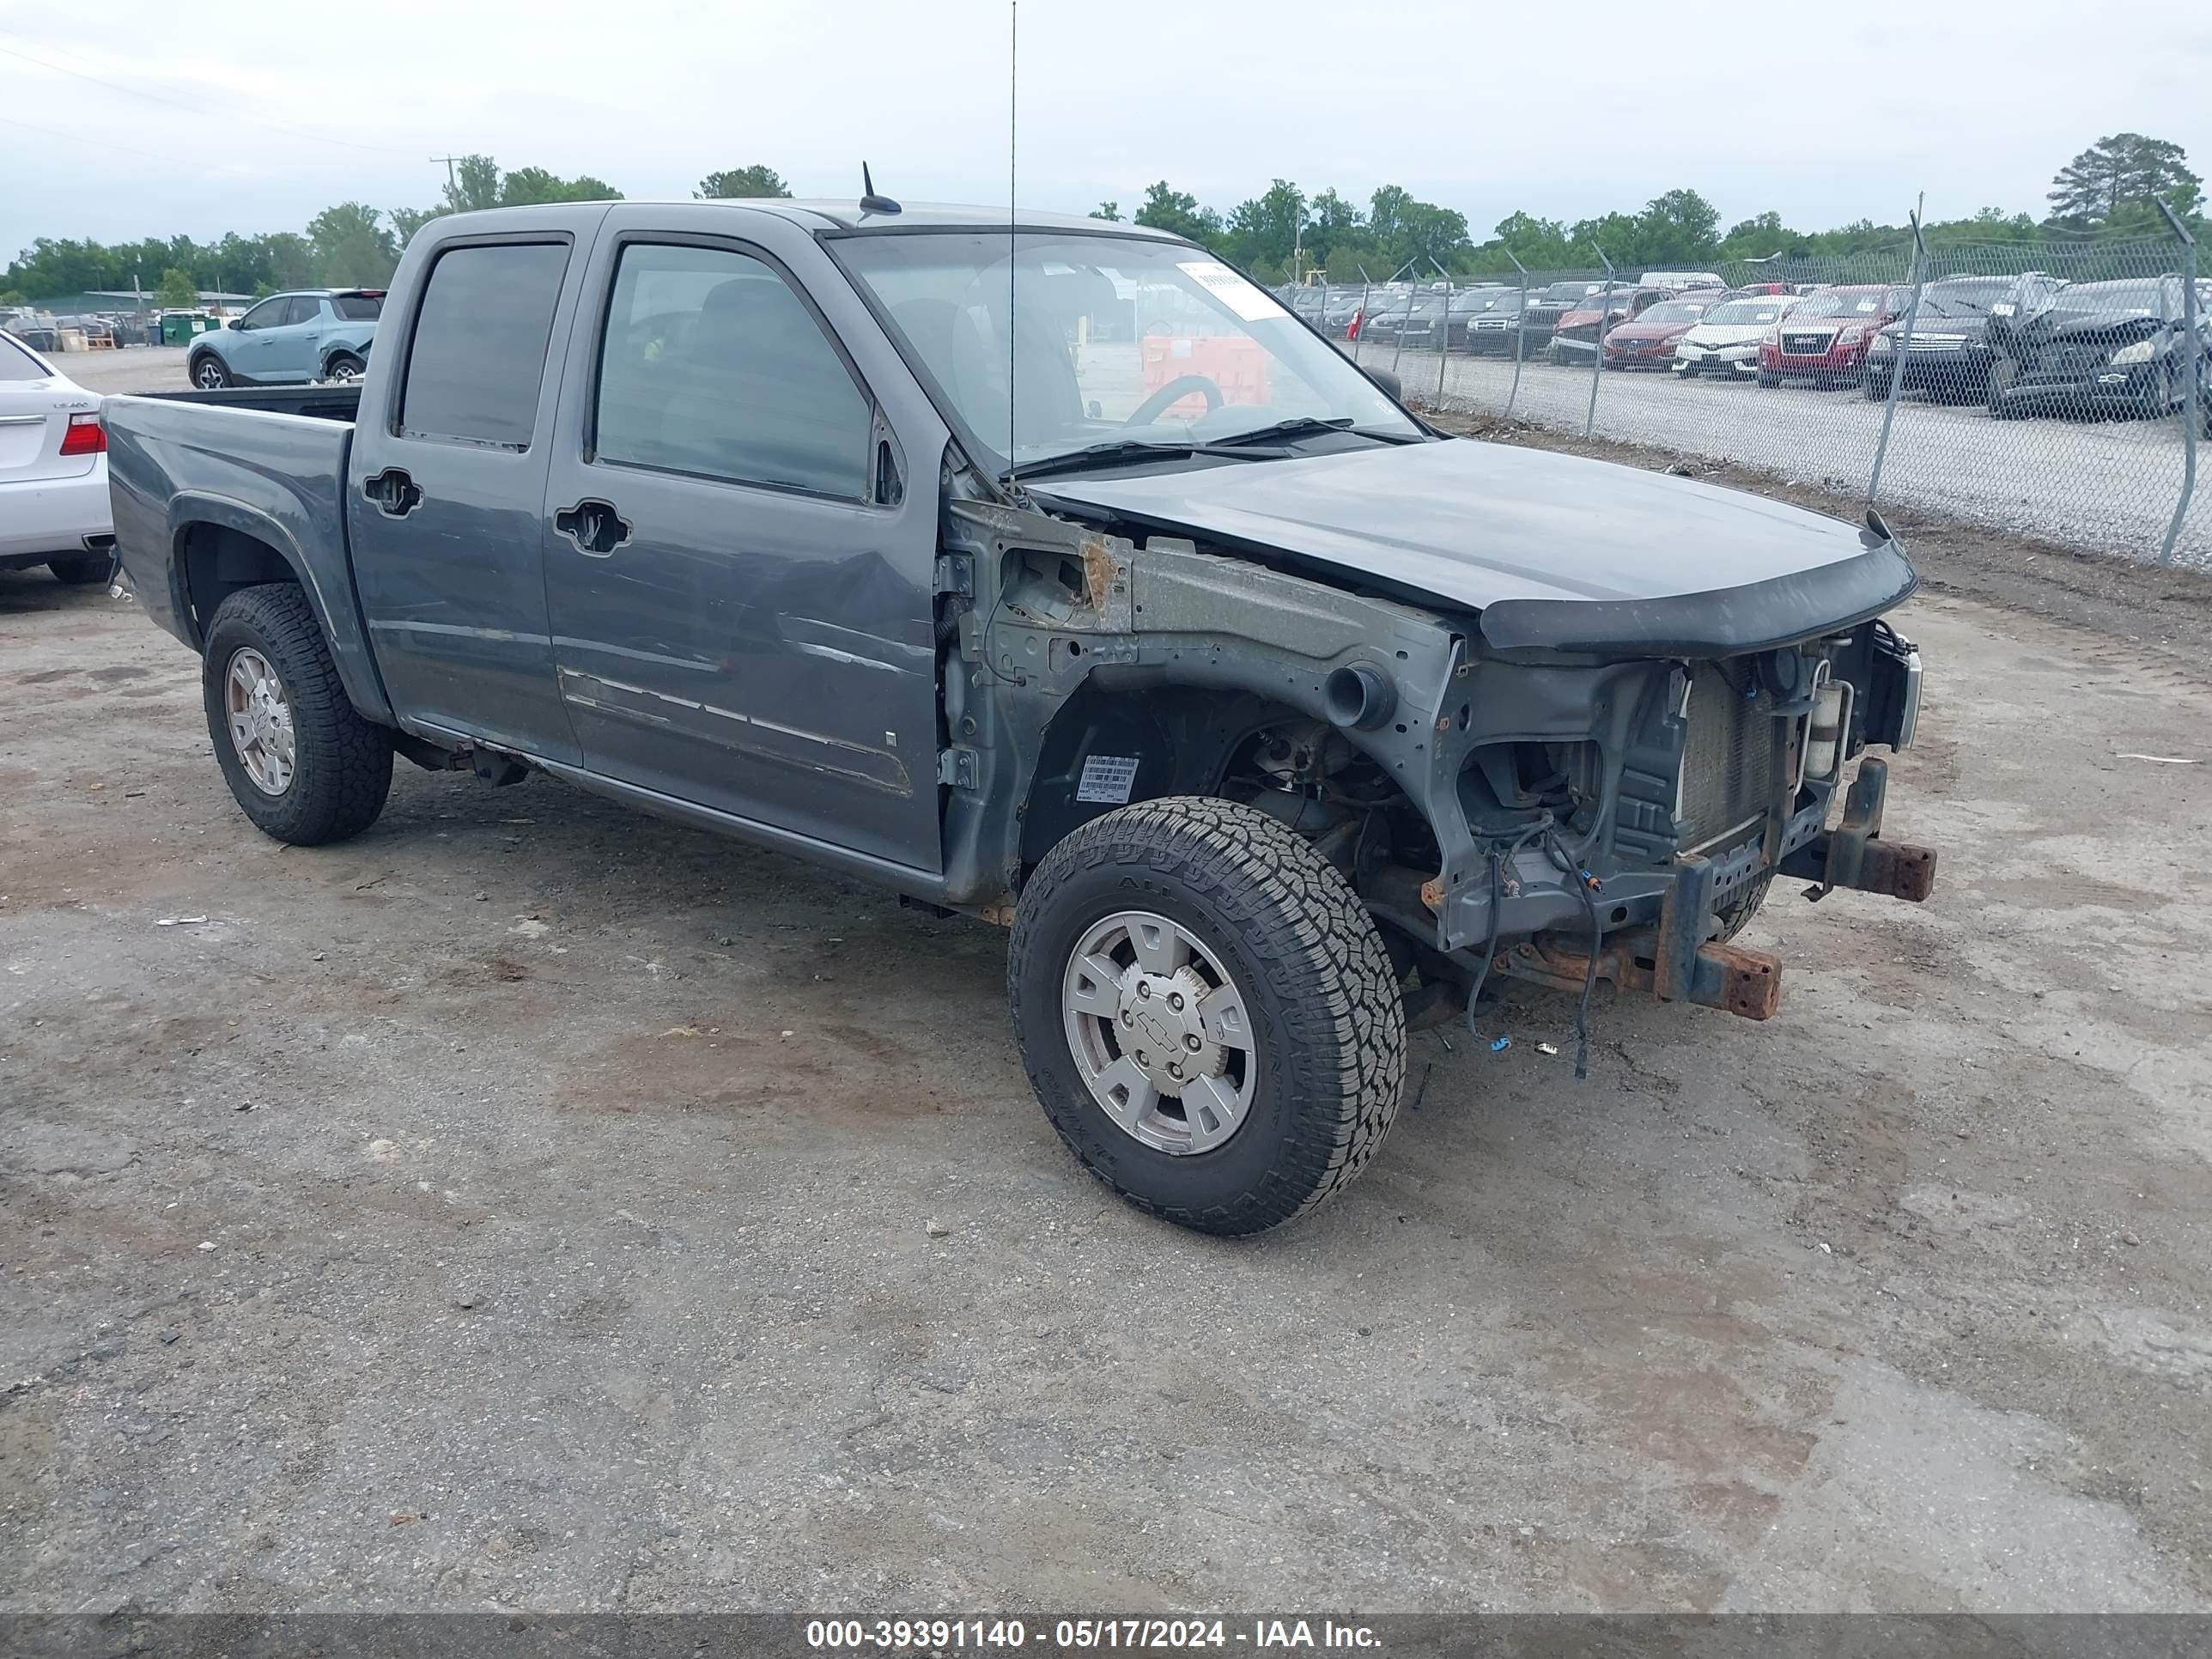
[104,385,390,723]
[134,384,363,422]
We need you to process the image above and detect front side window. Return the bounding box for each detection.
[833,230,1416,471]
[237,297,286,331]
[399,242,569,449]
[592,243,871,500]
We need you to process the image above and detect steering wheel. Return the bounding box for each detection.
[1124,374,1223,427]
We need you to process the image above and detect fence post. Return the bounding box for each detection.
[1504,250,1529,422]
[1352,269,1373,367]
[1869,201,1926,506]
[2158,201,2199,567]
[1584,247,1615,439]
[1389,261,1416,379]
[1435,265,1453,408]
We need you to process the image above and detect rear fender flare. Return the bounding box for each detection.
[166,492,393,725]
[318,331,374,376]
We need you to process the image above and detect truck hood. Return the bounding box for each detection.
[1031,437,1915,658]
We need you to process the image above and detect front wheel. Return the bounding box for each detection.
[1756,370,1780,388]
[201,584,393,845]
[1009,797,1407,1237]
[189,353,231,390]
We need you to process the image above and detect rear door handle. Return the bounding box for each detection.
[555,498,631,557]
[362,467,422,518]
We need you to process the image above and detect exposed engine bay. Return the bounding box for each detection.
[933,492,1933,1058]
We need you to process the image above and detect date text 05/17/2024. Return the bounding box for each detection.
[805,1619,1382,1650]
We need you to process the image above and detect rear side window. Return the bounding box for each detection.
[592,242,870,500]
[0,335,46,380]
[331,294,382,320]
[399,242,569,449]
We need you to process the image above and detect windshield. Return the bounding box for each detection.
[1703,299,1789,325]
[1911,280,2008,318]
[835,232,1418,471]
[2052,280,2166,315]
[1540,283,1597,302]
[1791,289,1887,319]
[1637,300,1707,325]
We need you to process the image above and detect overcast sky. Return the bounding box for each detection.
[4,0,2209,258]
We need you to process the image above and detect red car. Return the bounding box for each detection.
[1601,289,1728,369]
[1756,285,1907,386]
[1547,287,1668,365]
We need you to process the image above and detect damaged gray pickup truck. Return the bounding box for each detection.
[105,198,1935,1235]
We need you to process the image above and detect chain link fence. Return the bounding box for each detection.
[1300,218,2208,567]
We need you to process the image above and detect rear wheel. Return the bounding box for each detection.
[189,353,230,390]
[1009,797,1406,1237]
[48,555,109,586]
[324,352,365,383]
[201,585,392,845]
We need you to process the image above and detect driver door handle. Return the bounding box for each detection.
[556,498,632,558]
[362,467,422,518]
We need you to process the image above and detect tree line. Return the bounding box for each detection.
[0,157,791,307]
[4,136,2200,307]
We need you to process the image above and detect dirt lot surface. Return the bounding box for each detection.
[4,447,2211,1613]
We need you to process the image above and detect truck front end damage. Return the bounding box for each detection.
[935,494,1934,1054]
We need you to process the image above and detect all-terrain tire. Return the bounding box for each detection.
[1712,872,1773,944]
[202,584,392,845]
[1008,796,1407,1237]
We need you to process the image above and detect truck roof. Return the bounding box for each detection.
[429,199,1193,240]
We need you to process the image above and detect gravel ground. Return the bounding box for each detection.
[4,500,2212,1619]
[1370,344,2212,567]
[4,350,2210,1617]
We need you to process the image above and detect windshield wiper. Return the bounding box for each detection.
[1007,438,1200,483]
[1198,416,1419,450]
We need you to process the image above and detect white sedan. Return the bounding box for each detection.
[0,328,114,586]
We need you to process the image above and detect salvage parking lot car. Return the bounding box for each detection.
[1861,275,2016,403]
[1985,272,2212,425]
[1756,284,1905,387]
[1673,293,1801,380]
[0,326,114,585]
[104,198,1935,1236]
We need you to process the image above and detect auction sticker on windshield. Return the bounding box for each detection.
[1178,261,1279,322]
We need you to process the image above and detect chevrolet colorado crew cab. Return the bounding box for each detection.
[106,200,1936,1236]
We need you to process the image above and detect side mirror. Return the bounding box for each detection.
[1367,368,1403,402]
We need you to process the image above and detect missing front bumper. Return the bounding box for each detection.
[1489,756,1936,1023]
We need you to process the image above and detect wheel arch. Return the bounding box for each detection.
[1016,673,1407,872]
[168,500,393,724]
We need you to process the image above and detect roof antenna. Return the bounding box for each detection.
[1006,0,1018,490]
[860,162,901,216]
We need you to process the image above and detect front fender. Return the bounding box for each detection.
[165,491,393,725]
